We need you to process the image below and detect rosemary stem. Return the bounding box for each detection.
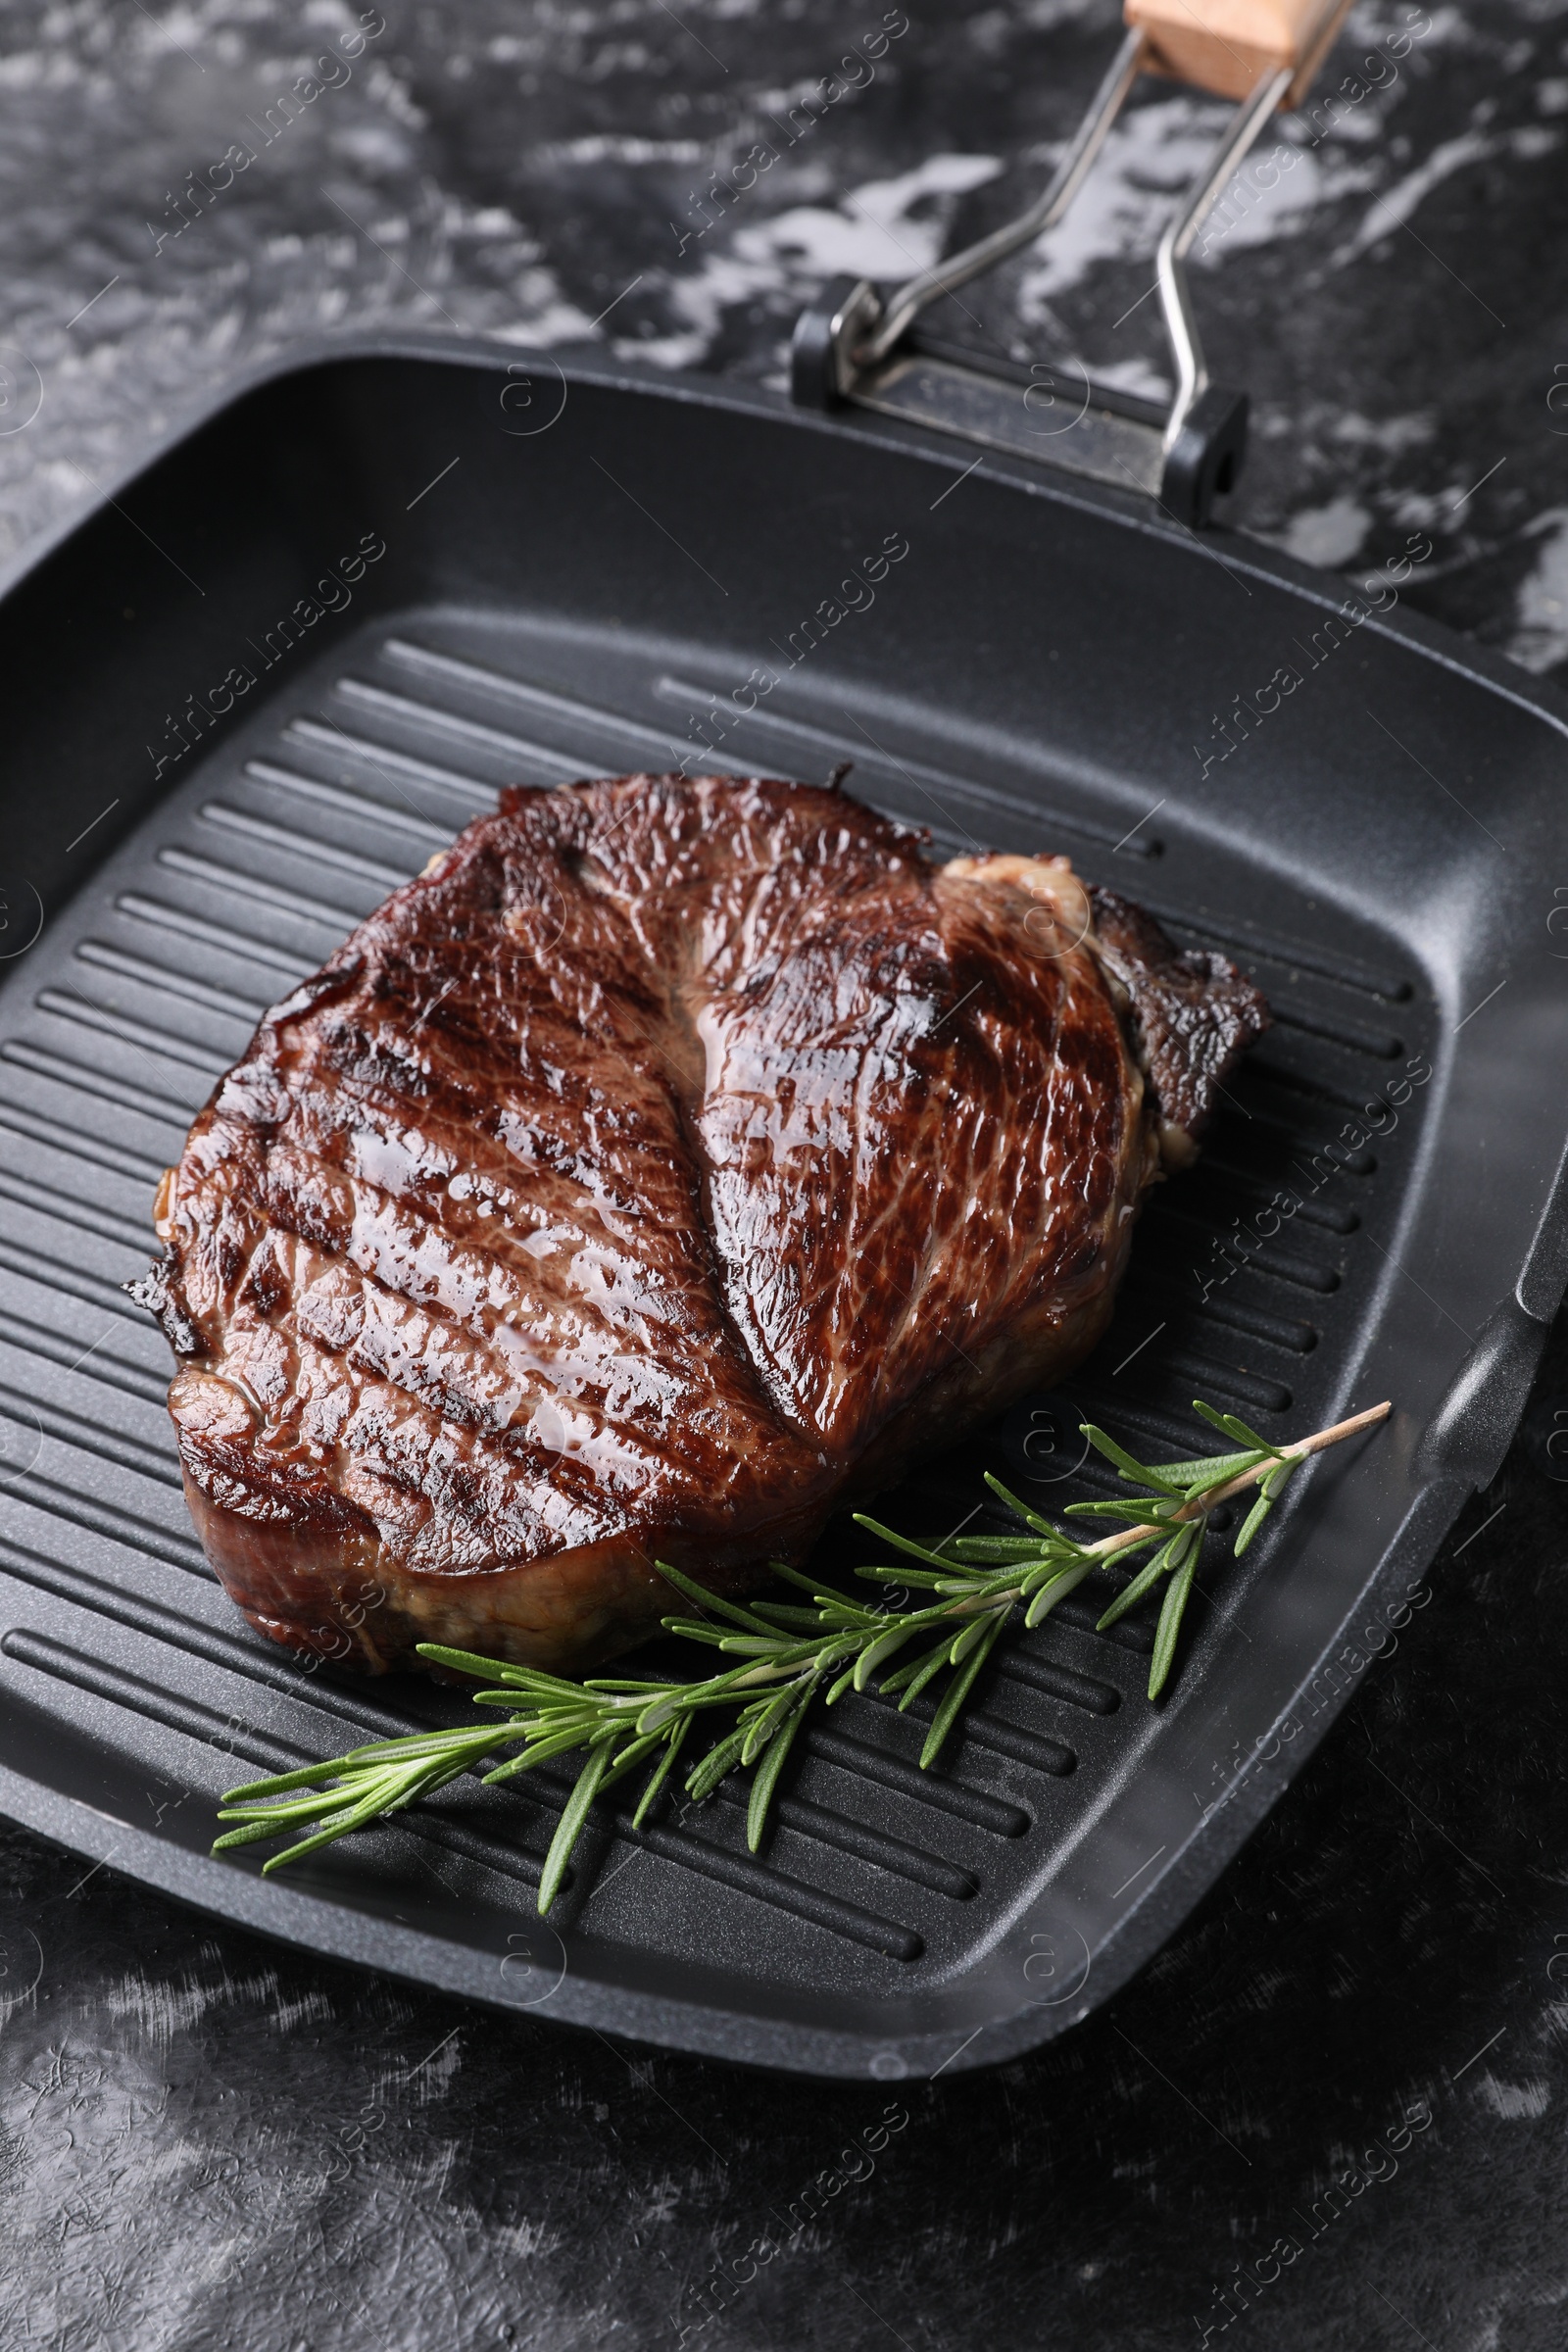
[936,1397,1392,1621]
[1080,1397,1393,1557]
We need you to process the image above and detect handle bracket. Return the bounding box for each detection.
[791,8,1341,526]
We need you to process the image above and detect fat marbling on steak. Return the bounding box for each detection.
[134,774,1268,1675]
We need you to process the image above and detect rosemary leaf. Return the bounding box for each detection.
[742,1674,813,1764]
[1064,1495,1188,1525]
[747,1695,810,1851]
[920,1611,1007,1768]
[1081,1424,1187,1494]
[538,1740,614,1914]
[852,1618,923,1691]
[631,1717,692,1830]
[890,1635,963,1713]
[685,1723,752,1805]
[950,1536,1048,1561]
[649,1562,781,1635]
[1232,1487,1274,1557]
[592,1732,668,1794]
[980,1472,1065,1539]
[853,1563,955,1591]
[416,1643,546,1687]
[481,1727,600,1778]
[1121,1446,1259,1489]
[946,1612,996,1668]
[1148,1538,1201,1702]
[1096,1532,1186,1631]
[1021,1555,1097,1629]
[851,1515,976,1571]
[768,1563,872,1606]
[1192,1400,1276,1451]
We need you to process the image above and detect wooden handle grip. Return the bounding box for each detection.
[1123,0,1355,104]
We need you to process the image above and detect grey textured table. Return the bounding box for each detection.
[2,3,1567,2346]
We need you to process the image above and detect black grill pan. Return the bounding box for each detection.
[0,338,1564,2078]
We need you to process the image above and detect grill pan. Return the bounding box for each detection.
[0,331,1565,2081]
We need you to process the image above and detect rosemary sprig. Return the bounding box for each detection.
[214,1397,1390,1911]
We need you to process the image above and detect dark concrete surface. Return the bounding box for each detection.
[1,2,1567,2346]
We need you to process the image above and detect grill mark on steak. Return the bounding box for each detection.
[140,774,1268,1675]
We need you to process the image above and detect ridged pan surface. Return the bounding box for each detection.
[0,346,1562,2076]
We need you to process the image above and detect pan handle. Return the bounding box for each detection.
[858,28,1147,373]
[792,0,1357,524]
[847,0,1354,378]
[1126,0,1357,109]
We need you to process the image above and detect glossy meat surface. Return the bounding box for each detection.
[138,776,1268,1673]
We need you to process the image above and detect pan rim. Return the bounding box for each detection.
[5,324,1566,758]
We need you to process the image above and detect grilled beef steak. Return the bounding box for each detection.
[136,775,1268,1675]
